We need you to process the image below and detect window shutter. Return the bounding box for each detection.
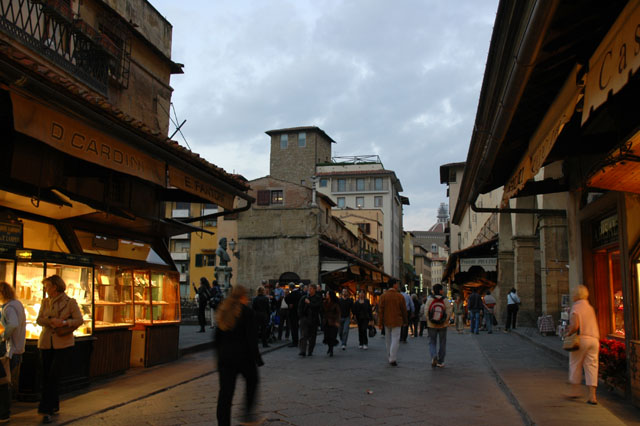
[257,190,270,205]
[195,254,203,267]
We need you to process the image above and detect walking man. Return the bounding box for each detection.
[297,284,322,357]
[467,288,483,335]
[426,284,452,368]
[483,291,497,334]
[505,288,521,332]
[338,288,353,350]
[285,283,302,347]
[400,286,414,343]
[378,279,408,366]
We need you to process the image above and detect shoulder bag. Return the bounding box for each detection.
[562,332,580,351]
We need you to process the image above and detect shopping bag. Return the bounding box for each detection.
[368,325,377,338]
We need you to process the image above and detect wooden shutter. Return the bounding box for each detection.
[257,190,270,205]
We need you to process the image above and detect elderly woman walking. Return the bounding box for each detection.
[564,285,599,405]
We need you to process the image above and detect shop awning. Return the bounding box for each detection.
[443,238,498,282]
[8,91,246,210]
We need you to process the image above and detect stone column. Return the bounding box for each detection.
[513,236,538,326]
[539,215,569,321]
[496,211,514,324]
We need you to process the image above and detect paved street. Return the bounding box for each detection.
[66,328,638,426]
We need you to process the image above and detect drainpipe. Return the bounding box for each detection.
[471,201,566,217]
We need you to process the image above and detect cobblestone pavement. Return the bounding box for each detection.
[70,328,635,426]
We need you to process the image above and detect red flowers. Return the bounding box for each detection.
[599,339,626,389]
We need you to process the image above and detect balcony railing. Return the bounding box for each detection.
[0,0,113,94]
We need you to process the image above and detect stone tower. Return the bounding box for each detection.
[266,126,335,187]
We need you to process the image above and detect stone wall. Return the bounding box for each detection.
[270,130,332,187]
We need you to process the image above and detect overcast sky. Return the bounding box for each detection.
[152,0,499,230]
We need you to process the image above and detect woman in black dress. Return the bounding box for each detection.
[322,291,341,356]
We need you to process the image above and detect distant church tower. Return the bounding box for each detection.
[437,202,449,224]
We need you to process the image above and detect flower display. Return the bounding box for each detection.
[599,339,626,389]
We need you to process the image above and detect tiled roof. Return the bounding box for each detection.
[0,41,249,192]
[265,126,336,143]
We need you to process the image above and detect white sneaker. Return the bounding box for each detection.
[341,345,346,350]
[363,345,368,350]
[358,345,363,349]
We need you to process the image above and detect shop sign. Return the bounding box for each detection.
[168,165,235,210]
[583,1,640,124]
[593,214,618,248]
[0,220,22,247]
[460,257,497,272]
[10,93,166,186]
[502,66,581,204]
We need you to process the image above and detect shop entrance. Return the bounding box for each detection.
[593,248,623,337]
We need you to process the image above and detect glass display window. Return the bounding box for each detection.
[0,259,14,285]
[16,261,44,339]
[94,265,134,328]
[46,263,93,337]
[150,272,179,323]
[133,270,152,324]
[126,269,180,325]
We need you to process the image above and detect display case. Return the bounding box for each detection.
[16,260,93,339]
[94,265,134,328]
[130,269,179,325]
[16,261,44,339]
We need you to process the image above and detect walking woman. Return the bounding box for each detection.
[215,285,263,426]
[453,294,465,333]
[352,290,373,349]
[565,285,599,405]
[36,275,83,424]
[322,291,340,356]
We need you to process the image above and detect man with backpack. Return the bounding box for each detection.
[426,284,452,368]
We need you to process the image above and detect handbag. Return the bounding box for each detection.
[368,325,377,338]
[55,324,79,336]
[562,332,580,351]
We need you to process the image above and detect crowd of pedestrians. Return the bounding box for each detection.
[213,277,604,423]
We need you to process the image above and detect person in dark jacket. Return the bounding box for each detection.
[337,288,353,350]
[322,291,341,357]
[194,278,212,332]
[215,285,263,426]
[252,286,271,348]
[285,283,302,347]
[467,288,483,335]
[352,290,373,349]
[411,294,421,337]
[297,283,322,356]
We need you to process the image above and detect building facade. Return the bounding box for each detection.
[316,155,408,279]
[0,0,250,392]
[453,0,640,405]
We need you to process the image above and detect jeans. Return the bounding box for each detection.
[469,310,481,334]
[289,312,299,344]
[0,354,22,420]
[216,358,259,426]
[400,325,409,342]
[299,318,318,355]
[278,309,289,340]
[455,314,464,332]
[427,327,447,363]
[485,311,493,333]
[384,326,401,363]
[339,317,350,346]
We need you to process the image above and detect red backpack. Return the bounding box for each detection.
[428,297,447,324]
